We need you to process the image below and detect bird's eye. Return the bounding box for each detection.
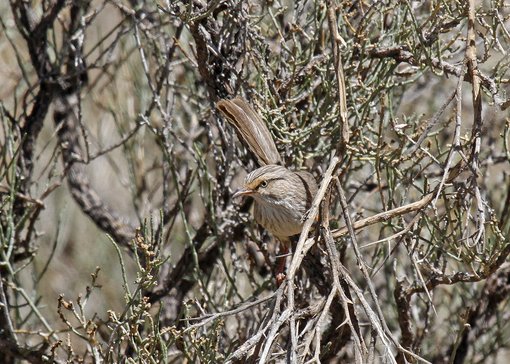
[259,181,268,188]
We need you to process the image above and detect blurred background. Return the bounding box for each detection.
[1,0,510,363]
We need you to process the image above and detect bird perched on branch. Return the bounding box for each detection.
[217,97,318,282]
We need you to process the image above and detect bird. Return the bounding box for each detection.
[217,97,318,281]
[232,164,317,241]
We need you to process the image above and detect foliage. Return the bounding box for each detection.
[0,0,510,363]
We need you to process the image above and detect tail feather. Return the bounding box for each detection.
[217,97,282,166]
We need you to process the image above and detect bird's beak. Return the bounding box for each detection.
[233,188,254,199]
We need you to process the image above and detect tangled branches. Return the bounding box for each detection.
[0,0,510,362]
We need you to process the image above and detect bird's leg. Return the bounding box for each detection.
[275,237,291,286]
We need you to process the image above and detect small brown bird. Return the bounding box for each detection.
[217,98,317,281]
[233,164,317,241]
